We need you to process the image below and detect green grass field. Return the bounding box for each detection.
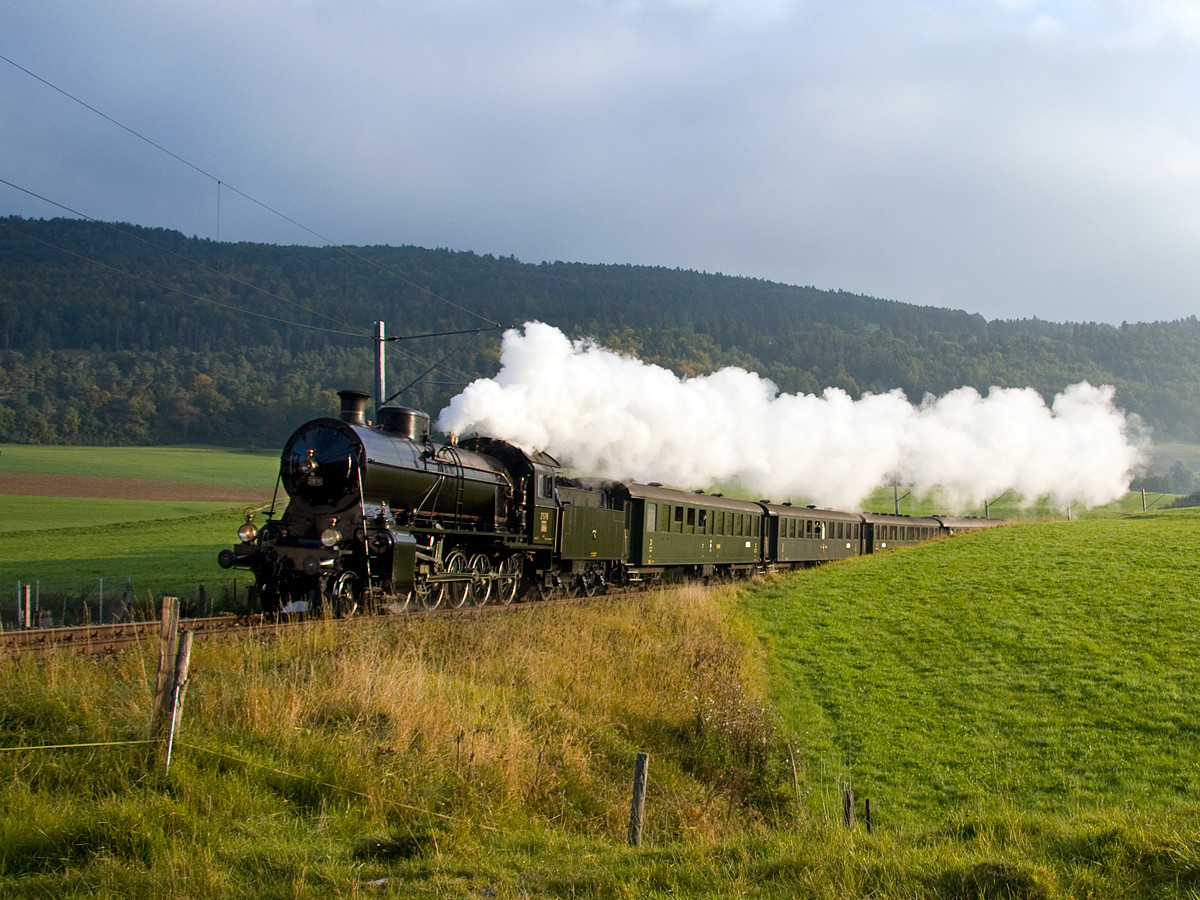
[0,447,278,622]
[0,444,278,486]
[745,510,1200,829]
[1151,440,1200,474]
[0,501,261,621]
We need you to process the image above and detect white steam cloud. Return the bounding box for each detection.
[437,322,1147,511]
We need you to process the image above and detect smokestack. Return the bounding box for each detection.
[338,390,371,425]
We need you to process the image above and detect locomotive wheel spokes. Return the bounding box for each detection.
[328,571,359,617]
[443,549,472,609]
[496,555,522,605]
[413,577,442,611]
[468,553,493,606]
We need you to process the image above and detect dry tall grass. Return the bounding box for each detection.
[187,582,784,842]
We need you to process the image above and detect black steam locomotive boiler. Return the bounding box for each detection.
[218,389,606,614]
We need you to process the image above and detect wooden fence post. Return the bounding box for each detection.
[629,752,649,847]
[151,596,180,739]
[842,789,855,828]
[163,629,193,776]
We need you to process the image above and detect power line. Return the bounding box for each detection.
[0,181,499,391]
[0,52,506,331]
[0,217,367,338]
[0,178,370,336]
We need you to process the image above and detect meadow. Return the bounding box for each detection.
[0,446,277,624]
[745,512,1200,825]
[0,444,278,486]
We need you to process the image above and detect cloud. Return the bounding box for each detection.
[438,324,1146,510]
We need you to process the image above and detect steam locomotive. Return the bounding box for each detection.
[218,390,998,615]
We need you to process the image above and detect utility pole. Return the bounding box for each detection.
[374,320,386,417]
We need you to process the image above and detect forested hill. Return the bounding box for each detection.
[1,214,1198,448]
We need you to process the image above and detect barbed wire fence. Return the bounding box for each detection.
[4,576,245,630]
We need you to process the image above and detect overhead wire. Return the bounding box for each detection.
[0,178,371,337]
[0,216,369,338]
[0,51,509,347]
[1,176,502,388]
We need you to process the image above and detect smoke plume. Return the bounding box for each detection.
[437,322,1147,511]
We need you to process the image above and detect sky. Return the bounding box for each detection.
[3,0,1200,326]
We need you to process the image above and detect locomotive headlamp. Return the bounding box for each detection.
[298,449,318,475]
[237,516,258,544]
[321,527,342,548]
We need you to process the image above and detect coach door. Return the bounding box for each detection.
[531,469,559,546]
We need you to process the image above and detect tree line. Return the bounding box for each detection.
[2,214,1199,449]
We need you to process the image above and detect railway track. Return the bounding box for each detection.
[0,615,261,659]
[0,588,633,660]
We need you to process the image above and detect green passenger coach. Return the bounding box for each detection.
[860,513,943,553]
[623,482,763,580]
[761,502,862,566]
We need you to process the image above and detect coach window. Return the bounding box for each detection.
[647,503,657,532]
[675,506,685,533]
[686,507,696,532]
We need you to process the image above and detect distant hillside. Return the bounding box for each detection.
[1,214,1198,448]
